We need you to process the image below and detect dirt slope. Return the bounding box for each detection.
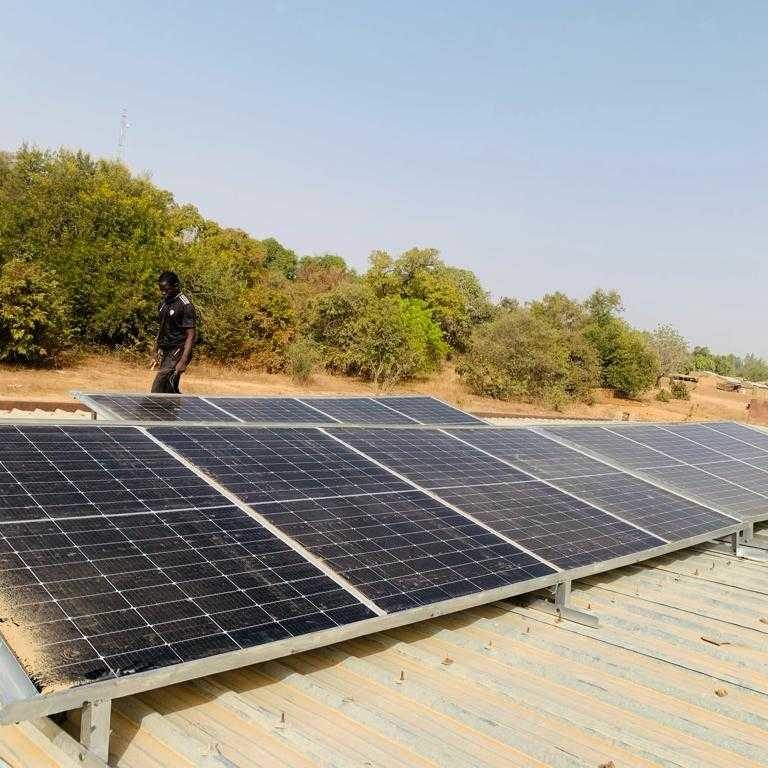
[0,353,764,423]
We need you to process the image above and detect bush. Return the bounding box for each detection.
[457,307,600,403]
[0,258,70,364]
[310,287,447,388]
[670,380,690,400]
[286,337,322,384]
[655,388,671,402]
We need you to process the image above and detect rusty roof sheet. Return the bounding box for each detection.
[1,543,767,768]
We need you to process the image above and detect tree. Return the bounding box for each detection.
[261,237,298,279]
[457,305,600,407]
[309,285,447,386]
[0,258,70,364]
[363,247,492,352]
[583,289,659,397]
[645,324,690,385]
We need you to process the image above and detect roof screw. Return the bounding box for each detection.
[442,655,454,666]
[694,569,700,576]
[484,640,494,649]
[714,688,728,698]
[396,669,406,684]
[276,711,286,729]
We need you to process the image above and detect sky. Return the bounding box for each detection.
[2,1,766,356]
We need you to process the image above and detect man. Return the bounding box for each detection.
[151,271,197,393]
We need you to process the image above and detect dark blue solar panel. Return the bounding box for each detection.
[374,397,484,425]
[329,428,530,488]
[300,397,420,425]
[254,490,554,612]
[211,398,337,424]
[83,394,232,422]
[149,426,411,503]
[0,508,374,692]
[448,428,736,539]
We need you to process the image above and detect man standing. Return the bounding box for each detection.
[151,271,197,393]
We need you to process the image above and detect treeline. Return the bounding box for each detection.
[1,146,766,404]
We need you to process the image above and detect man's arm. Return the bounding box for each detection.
[175,327,196,373]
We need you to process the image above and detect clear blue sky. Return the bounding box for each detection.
[2,1,766,356]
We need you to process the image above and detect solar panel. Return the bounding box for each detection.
[149,426,412,503]
[0,507,375,692]
[662,424,768,461]
[373,397,485,424]
[546,426,683,470]
[209,397,337,424]
[448,428,735,540]
[604,425,737,466]
[298,397,420,425]
[545,424,768,521]
[330,427,722,563]
[254,491,553,611]
[0,425,227,521]
[328,428,532,488]
[431,481,663,569]
[707,421,768,451]
[446,428,618,480]
[81,394,233,422]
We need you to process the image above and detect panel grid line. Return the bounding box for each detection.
[601,426,768,507]
[138,427,385,617]
[318,428,562,572]
[442,430,667,542]
[538,427,747,521]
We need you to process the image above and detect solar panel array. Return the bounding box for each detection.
[545,422,768,521]
[0,425,378,692]
[0,410,756,716]
[77,393,487,426]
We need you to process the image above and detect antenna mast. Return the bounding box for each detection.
[117,109,129,164]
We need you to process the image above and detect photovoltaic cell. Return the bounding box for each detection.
[432,481,663,568]
[545,424,768,521]
[329,428,531,489]
[0,507,375,692]
[149,426,412,503]
[662,424,768,461]
[210,398,337,424]
[446,428,736,540]
[0,425,227,521]
[254,490,554,611]
[547,426,683,470]
[446,428,618,480]
[604,425,736,465]
[708,422,768,452]
[83,394,232,422]
[373,397,485,425]
[299,397,420,425]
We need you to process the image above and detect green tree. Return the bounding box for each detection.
[458,305,600,407]
[261,237,298,279]
[309,285,447,386]
[583,289,659,397]
[364,247,492,352]
[0,258,70,364]
[645,324,690,385]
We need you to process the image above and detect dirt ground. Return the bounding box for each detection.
[0,353,765,423]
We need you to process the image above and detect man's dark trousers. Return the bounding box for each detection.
[151,348,184,393]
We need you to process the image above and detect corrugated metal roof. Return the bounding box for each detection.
[1,543,766,767]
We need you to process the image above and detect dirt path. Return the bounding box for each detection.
[0,354,763,423]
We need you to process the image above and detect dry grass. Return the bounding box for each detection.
[0,353,764,423]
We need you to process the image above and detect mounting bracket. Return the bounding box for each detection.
[526,580,600,628]
[80,698,111,762]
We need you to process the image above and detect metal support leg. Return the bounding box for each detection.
[81,699,111,762]
[740,522,755,544]
[524,580,600,628]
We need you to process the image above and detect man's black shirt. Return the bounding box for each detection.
[157,292,196,351]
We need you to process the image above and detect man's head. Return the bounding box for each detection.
[158,271,181,301]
